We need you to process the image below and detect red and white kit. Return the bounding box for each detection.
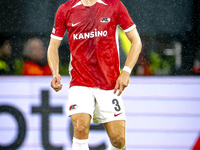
[51,0,135,90]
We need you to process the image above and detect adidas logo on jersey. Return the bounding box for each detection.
[100,17,110,23]
[73,29,108,40]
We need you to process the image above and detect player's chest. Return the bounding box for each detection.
[66,6,115,31]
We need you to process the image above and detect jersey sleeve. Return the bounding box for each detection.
[116,1,136,33]
[51,4,67,40]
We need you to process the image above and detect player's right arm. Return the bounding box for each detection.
[47,37,63,92]
[47,3,67,92]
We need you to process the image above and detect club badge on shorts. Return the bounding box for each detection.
[69,104,78,111]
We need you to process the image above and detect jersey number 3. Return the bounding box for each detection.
[112,99,121,111]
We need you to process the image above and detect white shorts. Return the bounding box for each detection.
[67,86,126,124]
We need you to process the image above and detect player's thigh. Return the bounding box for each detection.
[71,113,91,139]
[93,88,125,123]
[67,86,95,118]
[71,113,91,128]
[104,120,126,139]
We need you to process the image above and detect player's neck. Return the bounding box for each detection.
[81,0,98,6]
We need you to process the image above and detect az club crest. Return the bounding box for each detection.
[100,17,110,23]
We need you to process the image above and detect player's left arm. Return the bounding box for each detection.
[114,28,142,96]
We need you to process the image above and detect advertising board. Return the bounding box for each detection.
[0,76,200,150]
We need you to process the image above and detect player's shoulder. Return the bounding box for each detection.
[103,0,123,9]
[103,0,120,5]
[60,0,80,9]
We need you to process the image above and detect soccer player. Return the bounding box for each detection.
[47,0,142,149]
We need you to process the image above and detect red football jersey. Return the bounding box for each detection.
[51,0,135,90]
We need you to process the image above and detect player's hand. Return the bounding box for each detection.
[51,74,63,92]
[114,71,130,96]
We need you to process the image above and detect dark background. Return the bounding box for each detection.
[0,0,199,75]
